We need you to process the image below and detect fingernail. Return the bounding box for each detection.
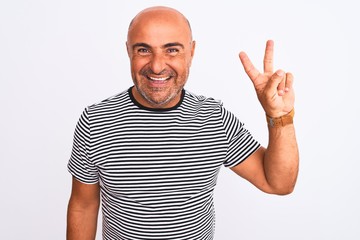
[276,70,284,77]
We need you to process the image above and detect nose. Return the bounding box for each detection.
[150,53,166,74]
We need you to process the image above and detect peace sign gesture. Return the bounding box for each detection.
[239,40,295,118]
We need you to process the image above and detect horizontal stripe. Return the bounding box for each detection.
[68,88,260,239]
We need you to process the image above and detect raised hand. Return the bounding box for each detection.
[239,40,295,118]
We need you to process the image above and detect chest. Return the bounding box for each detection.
[89,117,228,197]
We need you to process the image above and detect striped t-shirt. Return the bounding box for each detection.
[68,87,260,240]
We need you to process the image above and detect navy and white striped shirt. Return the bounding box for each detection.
[68,88,260,239]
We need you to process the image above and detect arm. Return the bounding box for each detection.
[231,125,298,195]
[67,177,100,240]
[231,40,299,195]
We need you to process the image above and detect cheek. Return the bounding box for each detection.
[131,58,148,72]
[170,58,190,72]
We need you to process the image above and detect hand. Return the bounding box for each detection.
[239,40,295,118]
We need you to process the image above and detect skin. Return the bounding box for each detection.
[232,40,299,194]
[66,6,299,239]
[67,178,100,240]
[126,7,195,108]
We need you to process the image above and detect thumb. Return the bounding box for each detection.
[265,70,285,95]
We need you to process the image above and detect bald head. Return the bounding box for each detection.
[125,6,196,109]
[128,6,192,42]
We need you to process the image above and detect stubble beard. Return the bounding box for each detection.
[135,82,184,108]
[134,68,188,108]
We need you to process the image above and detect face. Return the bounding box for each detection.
[127,8,195,108]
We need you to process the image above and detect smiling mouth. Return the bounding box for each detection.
[148,76,172,81]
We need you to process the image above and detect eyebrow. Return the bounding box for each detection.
[132,43,151,50]
[132,42,185,50]
[164,42,184,49]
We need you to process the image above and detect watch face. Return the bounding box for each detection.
[269,118,275,127]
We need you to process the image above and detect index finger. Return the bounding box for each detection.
[239,51,260,81]
[263,40,274,74]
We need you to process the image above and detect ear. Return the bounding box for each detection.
[126,42,131,57]
[188,40,196,67]
[191,40,196,57]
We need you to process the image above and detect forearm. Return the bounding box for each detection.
[264,123,299,194]
[67,198,100,240]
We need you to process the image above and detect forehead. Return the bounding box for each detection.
[128,10,192,46]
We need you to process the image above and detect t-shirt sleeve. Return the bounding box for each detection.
[220,106,261,168]
[67,108,99,184]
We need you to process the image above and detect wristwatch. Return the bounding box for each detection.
[266,108,295,128]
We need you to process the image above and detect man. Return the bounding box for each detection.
[67,6,298,240]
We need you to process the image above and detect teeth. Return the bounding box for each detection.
[149,76,169,81]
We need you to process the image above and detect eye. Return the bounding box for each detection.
[137,48,151,55]
[167,48,179,55]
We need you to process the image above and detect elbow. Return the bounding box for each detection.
[274,186,295,196]
[265,181,297,195]
[265,170,299,196]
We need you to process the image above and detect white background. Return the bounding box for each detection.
[1,0,359,239]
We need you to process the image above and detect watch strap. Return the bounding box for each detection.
[266,108,295,128]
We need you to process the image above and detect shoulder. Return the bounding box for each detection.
[183,90,223,108]
[75,89,134,125]
[183,91,244,125]
[86,89,131,113]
